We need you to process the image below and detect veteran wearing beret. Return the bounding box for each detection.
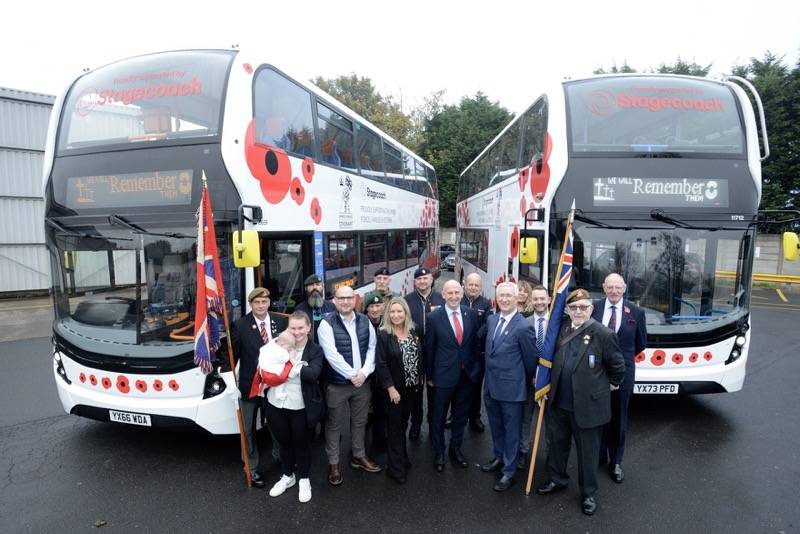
[536,288,625,516]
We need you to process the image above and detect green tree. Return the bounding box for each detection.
[593,61,637,75]
[420,93,513,227]
[657,57,712,76]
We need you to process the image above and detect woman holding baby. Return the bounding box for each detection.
[258,311,325,503]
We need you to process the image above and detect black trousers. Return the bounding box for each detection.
[544,404,602,499]
[386,384,419,478]
[266,403,312,479]
[370,382,388,449]
[468,364,485,421]
[410,383,435,432]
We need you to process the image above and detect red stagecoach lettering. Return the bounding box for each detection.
[96,77,203,106]
[615,93,724,113]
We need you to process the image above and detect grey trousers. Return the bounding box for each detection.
[324,382,372,464]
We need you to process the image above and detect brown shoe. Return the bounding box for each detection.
[350,455,382,473]
[328,464,343,486]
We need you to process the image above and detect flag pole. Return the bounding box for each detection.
[201,172,253,488]
[525,205,575,496]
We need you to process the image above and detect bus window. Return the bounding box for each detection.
[384,143,403,188]
[405,229,418,265]
[520,98,548,166]
[497,123,521,180]
[362,233,387,282]
[357,126,384,181]
[254,69,315,156]
[324,233,358,295]
[317,102,356,172]
[388,231,405,273]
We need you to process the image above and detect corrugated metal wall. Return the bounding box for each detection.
[0,87,55,293]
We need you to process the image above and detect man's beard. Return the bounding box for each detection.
[307,290,324,308]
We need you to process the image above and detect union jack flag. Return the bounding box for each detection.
[534,202,575,401]
[193,177,225,374]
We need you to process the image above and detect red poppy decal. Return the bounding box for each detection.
[116,375,130,394]
[243,63,253,74]
[510,226,520,258]
[101,377,112,389]
[244,120,292,204]
[689,352,699,363]
[153,379,163,392]
[703,351,713,361]
[89,374,97,386]
[519,196,527,218]
[302,157,315,183]
[168,379,180,391]
[290,177,305,205]
[651,349,666,366]
[310,197,322,225]
[79,372,86,383]
[518,167,529,192]
[635,351,646,363]
[135,380,147,393]
[529,132,553,201]
[672,353,684,365]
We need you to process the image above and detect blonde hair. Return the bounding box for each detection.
[517,280,535,314]
[380,297,415,338]
[274,331,295,349]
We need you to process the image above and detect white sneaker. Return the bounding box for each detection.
[269,474,296,497]
[298,478,312,503]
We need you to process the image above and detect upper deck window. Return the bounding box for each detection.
[566,77,745,156]
[58,51,234,153]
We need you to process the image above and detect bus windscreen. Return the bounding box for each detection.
[566,77,745,155]
[58,50,234,152]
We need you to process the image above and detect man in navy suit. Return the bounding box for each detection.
[479,282,538,491]
[592,273,647,483]
[425,279,480,472]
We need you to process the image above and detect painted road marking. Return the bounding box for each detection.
[775,288,789,303]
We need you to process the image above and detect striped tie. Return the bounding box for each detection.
[259,321,269,344]
[536,317,544,353]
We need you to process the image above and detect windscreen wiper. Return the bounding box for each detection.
[46,217,133,241]
[650,209,692,228]
[108,214,193,239]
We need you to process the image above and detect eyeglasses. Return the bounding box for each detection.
[335,296,354,301]
[567,304,591,311]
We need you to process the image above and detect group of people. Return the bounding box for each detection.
[231,266,646,516]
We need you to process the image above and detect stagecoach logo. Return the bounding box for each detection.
[338,175,353,228]
[592,177,728,208]
[586,88,725,116]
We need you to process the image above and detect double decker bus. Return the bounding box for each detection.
[456,73,793,395]
[45,49,438,433]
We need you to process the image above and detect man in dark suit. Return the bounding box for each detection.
[480,282,538,491]
[537,288,625,516]
[405,267,444,440]
[592,273,647,483]
[231,287,288,488]
[425,279,480,472]
[462,272,493,432]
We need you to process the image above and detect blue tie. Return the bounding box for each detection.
[492,317,506,347]
[536,317,545,353]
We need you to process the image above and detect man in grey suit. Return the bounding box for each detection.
[537,288,625,516]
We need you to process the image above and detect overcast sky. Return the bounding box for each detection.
[2,0,798,114]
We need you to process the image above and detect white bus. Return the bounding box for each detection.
[45,49,438,433]
[456,73,793,394]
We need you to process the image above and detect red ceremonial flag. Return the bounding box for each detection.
[193,179,225,374]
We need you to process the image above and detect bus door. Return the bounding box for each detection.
[261,234,314,313]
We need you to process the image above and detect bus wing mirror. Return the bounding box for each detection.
[783,232,799,261]
[233,230,260,268]
[63,251,77,272]
[519,238,539,264]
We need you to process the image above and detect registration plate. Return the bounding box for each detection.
[109,410,152,426]
[634,383,679,394]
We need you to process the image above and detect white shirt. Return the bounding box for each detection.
[445,305,464,338]
[601,299,622,333]
[531,312,548,340]
[494,309,517,338]
[317,312,377,380]
[267,372,304,410]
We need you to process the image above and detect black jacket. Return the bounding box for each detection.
[231,312,288,398]
[297,341,326,429]
[376,328,423,390]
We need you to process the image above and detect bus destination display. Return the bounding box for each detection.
[65,170,193,209]
[592,176,729,208]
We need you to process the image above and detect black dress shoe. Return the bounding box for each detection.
[493,475,514,492]
[611,464,624,483]
[582,496,597,516]
[250,473,265,489]
[469,419,485,433]
[536,480,567,495]
[449,448,469,468]
[434,453,445,472]
[480,458,503,472]
[388,471,407,484]
[409,427,420,441]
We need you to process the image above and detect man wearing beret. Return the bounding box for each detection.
[537,288,625,516]
[231,287,288,488]
[361,267,396,312]
[405,267,444,440]
[295,274,335,343]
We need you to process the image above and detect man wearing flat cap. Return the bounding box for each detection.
[231,287,288,488]
[405,267,444,440]
[537,288,625,516]
[295,274,335,343]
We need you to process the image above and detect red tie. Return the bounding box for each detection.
[452,311,463,346]
[259,321,269,344]
[608,306,617,332]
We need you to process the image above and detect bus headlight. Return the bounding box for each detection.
[203,373,227,399]
[734,335,746,347]
[53,352,71,384]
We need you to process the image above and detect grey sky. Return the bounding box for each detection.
[2,0,798,114]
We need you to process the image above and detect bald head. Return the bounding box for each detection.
[442,279,463,309]
[602,273,626,305]
[464,273,482,299]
